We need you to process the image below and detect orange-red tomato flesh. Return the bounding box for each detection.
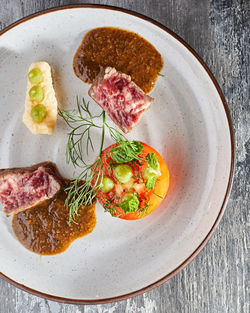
[93,142,170,220]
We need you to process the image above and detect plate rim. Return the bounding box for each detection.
[0,3,235,305]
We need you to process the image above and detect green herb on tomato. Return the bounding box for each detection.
[103,198,121,217]
[145,174,157,190]
[119,193,139,213]
[59,97,144,224]
[140,201,150,216]
[110,141,143,163]
[108,161,117,170]
[146,153,160,172]
[144,153,161,190]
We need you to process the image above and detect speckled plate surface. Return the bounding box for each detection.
[0,5,234,304]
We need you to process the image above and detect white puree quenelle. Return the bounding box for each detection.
[23,61,58,134]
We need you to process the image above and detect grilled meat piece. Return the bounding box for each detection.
[89,67,153,133]
[0,162,64,216]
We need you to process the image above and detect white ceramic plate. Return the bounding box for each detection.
[0,5,234,304]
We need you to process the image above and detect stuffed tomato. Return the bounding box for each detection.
[92,141,169,220]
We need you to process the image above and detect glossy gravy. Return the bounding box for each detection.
[12,188,96,255]
[73,27,163,94]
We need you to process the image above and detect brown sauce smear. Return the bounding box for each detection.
[73,27,163,94]
[12,188,96,255]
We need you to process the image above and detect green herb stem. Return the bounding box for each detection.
[60,97,147,223]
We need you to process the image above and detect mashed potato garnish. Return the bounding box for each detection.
[23,62,58,135]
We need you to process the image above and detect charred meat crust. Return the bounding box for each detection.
[0,161,62,181]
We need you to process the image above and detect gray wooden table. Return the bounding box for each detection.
[0,0,249,312]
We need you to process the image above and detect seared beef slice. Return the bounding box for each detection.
[0,162,63,216]
[89,67,153,133]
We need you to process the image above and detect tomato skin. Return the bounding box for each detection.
[95,142,170,220]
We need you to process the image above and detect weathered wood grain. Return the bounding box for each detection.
[0,0,249,312]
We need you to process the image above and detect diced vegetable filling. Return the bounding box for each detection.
[94,142,162,218]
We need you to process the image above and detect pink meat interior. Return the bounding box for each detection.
[0,167,60,215]
[89,67,153,133]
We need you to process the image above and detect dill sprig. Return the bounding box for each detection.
[59,97,103,167]
[59,97,107,224]
[139,201,150,217]
[103,198,121,218]
[59,96,143,224]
